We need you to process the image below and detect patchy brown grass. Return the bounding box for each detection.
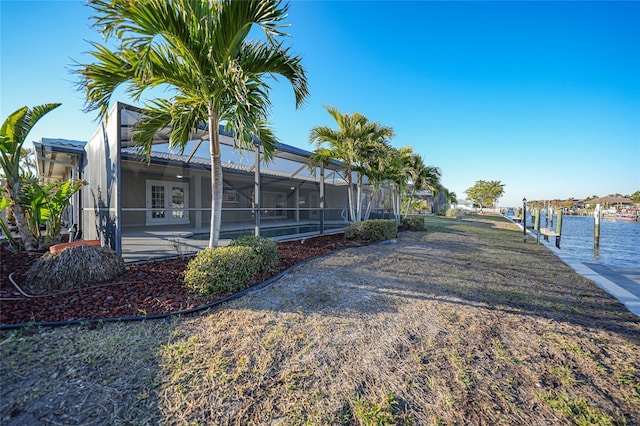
[2,214,639,425]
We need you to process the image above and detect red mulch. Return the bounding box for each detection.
[0,234,361,326]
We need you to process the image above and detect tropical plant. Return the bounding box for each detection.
[380,145,414,223]
[443,188,457,205]
[309,105,394,223]
[20,177,85,247]
[0,103,61,250]
[361,138,394,220]
[20,148,36,175]
[77,0,308,247]
[353,124,395,222]
[403,153,441,218]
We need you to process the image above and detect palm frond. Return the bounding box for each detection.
[6,104,61,146]
[131,100,174,161]
[77,42,135,118]
[239,41,308,108]
[0,106,28,143]
[132,98,208,160]
[214,0,290,60]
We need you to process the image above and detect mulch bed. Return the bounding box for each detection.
[1,233,362,326]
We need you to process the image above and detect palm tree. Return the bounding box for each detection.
[352,130,396,222]
[77,0,308,247]
[1,104,61,250]
[309,105,394,222]
[378,145,413,223]
[403,153,441,218]
[442,188,457,207]
[360,138,393,220]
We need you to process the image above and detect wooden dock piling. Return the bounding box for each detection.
[594,203,601,249]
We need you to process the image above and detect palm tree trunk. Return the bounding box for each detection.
[208,110,222,248]
[390,184,397,222]
[11,201,34,251]
[404,188,416,218]
[346,167,355,222]
[6,179,35,251]
[394,185,402,224]
[355,173,363,222]
[363,185,377,220]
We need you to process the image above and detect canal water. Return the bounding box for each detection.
[535,214,639,268]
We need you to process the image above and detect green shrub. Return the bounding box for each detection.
[184,246,260,297]
[345,219,397,242]
[229,235,279,273]
[445,208,458,218]
[401,216,427,231]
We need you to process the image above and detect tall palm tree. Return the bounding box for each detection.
[353,128,395,221]
[403,153,423,217]
[77,0,308,247]
[1,104,61,250]
[444,188,457,206]
[403,154,442,217]
[378,145,413,223]
[360,138,393,220]
[309,105,393,222]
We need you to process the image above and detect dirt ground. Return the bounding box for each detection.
[1,215,639,425]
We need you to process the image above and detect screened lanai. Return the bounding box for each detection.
[77,102,396,261]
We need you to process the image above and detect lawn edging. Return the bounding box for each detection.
[0,238,393,330]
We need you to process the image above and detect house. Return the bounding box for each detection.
[410,188,447,214]
[456,199,475,211]
[35,102,396,260]
[582,196,634,210]
[33,138,86,230]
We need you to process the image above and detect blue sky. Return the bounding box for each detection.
[1,0,639,207]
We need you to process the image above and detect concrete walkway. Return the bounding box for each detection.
[544,243,640,317]
[516,221,640,318]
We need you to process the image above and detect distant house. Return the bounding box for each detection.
[35,102,396,256]
[582,196,634,210]
[557,198,583,211]
[456,199,475,211]
[407,189,451,214]
[572,199,585,209]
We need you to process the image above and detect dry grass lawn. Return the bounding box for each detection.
[2,214,639,425]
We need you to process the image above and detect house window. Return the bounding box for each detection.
[146,180,189,225]
[223,187,237,202]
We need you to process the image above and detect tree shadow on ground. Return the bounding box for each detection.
[243,220,639,345]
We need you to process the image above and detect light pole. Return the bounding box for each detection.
[522,197,527,243]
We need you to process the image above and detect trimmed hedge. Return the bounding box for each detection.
[345,219,397,242]
[401,216,427,231]
[229,235,279,273]
[184,246,260,297]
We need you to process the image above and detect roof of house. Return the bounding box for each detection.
[583,196,633,205]
[116,102,344,169]
[33,138,87,181]
[120,148,349,186]
[35,102,353,184]
[413,189,434,198]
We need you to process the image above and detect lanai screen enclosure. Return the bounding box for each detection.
[36,103,396,260]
